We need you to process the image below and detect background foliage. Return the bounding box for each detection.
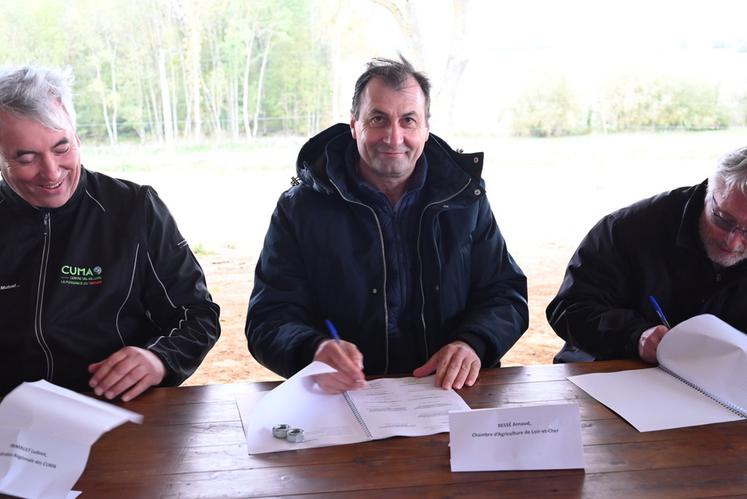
[1,0,746,141]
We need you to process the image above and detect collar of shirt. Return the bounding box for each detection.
[344,142,428,212]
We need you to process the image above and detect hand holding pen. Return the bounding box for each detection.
[639,296,672,363]
[311,320,367,393]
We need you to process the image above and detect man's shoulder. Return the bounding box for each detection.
[609,184,698,222]
[84,169,144,194]
[593,184,702,243]
[82,169,155,216]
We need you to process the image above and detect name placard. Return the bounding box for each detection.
[449,403,584,472]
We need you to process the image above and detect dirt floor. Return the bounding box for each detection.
[185,249,566,385]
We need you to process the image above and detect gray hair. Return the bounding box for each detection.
[708,146,747,198]
[0,65,76,132]
[350,56,431,121]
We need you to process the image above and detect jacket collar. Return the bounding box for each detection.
[295,123,485,205]
[675,180,707,252]
[0,166,88,215]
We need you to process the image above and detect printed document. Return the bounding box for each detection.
[0,380,142,499]
[569,314,747,431]
[238,361,470,454]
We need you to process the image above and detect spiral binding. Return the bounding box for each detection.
[343,392,373,439]
[659,365,747,418]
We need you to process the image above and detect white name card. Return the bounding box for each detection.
[449,403,585,472]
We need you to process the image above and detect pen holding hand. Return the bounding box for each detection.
[648,296,671,329]
[640,296,672,363]
[312,320,367,393]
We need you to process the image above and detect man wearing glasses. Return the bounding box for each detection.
[547,146,747,363]
[0,66,220,400]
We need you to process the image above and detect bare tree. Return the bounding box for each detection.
[436,0,471,134]
[372,0,426,66]
[242,33,256,140]
[252,29,273,137]
[158,48,175,144]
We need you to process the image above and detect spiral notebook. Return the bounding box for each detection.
[568,314,747,432]
[239,361,471,454]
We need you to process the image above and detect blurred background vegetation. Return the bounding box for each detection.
[2,0,746,144]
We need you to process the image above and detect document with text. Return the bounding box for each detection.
[0,380,142,499]
[449,403,585,471]
[569,314,747,432]
[238,361,470,454]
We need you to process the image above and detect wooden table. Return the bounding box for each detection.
[71,361,747,498]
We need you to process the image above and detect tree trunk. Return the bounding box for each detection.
[190,23,202,140]
[252,31,272,137]
[242,35,255,140]
[147,77,163,142]
[372,0,426,65]
[437,0,471,134]
[171,60,179,139]
[96,63,115,146]
[109,43,119,144]
[159,48,174,145]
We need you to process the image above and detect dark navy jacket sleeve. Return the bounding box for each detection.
[245,193,328,378]
[546,213,653,358]
[449,195,528,366]
[139,188,221,385]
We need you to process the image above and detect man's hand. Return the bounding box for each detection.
[88,346,166,402]
[312,339,367,393]
[412,340,480,390]
[638,325,670,363]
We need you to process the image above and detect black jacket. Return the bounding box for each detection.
[246,123,528,378]
[546,181,747,359]
[0,168,220,395]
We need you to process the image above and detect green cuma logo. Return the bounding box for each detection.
[61,265,103,277]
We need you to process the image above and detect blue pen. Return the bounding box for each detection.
[648,295,671,329]
[324,319,341,342]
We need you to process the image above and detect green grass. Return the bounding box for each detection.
[82,136,306,175]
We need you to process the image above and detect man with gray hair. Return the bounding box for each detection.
[246,57,528,393]
[547,146,747,363]
[0,66,220,400]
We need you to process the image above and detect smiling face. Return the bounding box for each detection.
[0,106,81,208]
[350,76,429,193]
[699,186,747,267]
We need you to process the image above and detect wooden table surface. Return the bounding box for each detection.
[70,360,747,498]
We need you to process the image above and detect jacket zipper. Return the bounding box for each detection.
[34,212,55,379]
[416,178,473,361]
[328,179,390,374]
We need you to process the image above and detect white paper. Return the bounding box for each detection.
[0,380,142,499]
[346,376,470,438]
[569,314,746,432]
[238,361,470,454]
[449,403,585,472]
[657,314,747,413]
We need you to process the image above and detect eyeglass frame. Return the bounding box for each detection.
[709,194,747,238]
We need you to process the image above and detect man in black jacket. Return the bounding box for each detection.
[246,57,528,393]
[547,147,747,363]
[0,66,220,401]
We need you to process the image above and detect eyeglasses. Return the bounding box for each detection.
[709,195,747,238]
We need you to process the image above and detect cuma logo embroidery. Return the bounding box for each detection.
[60,265,104,286]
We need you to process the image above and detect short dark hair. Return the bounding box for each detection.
[350,56,431,121]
